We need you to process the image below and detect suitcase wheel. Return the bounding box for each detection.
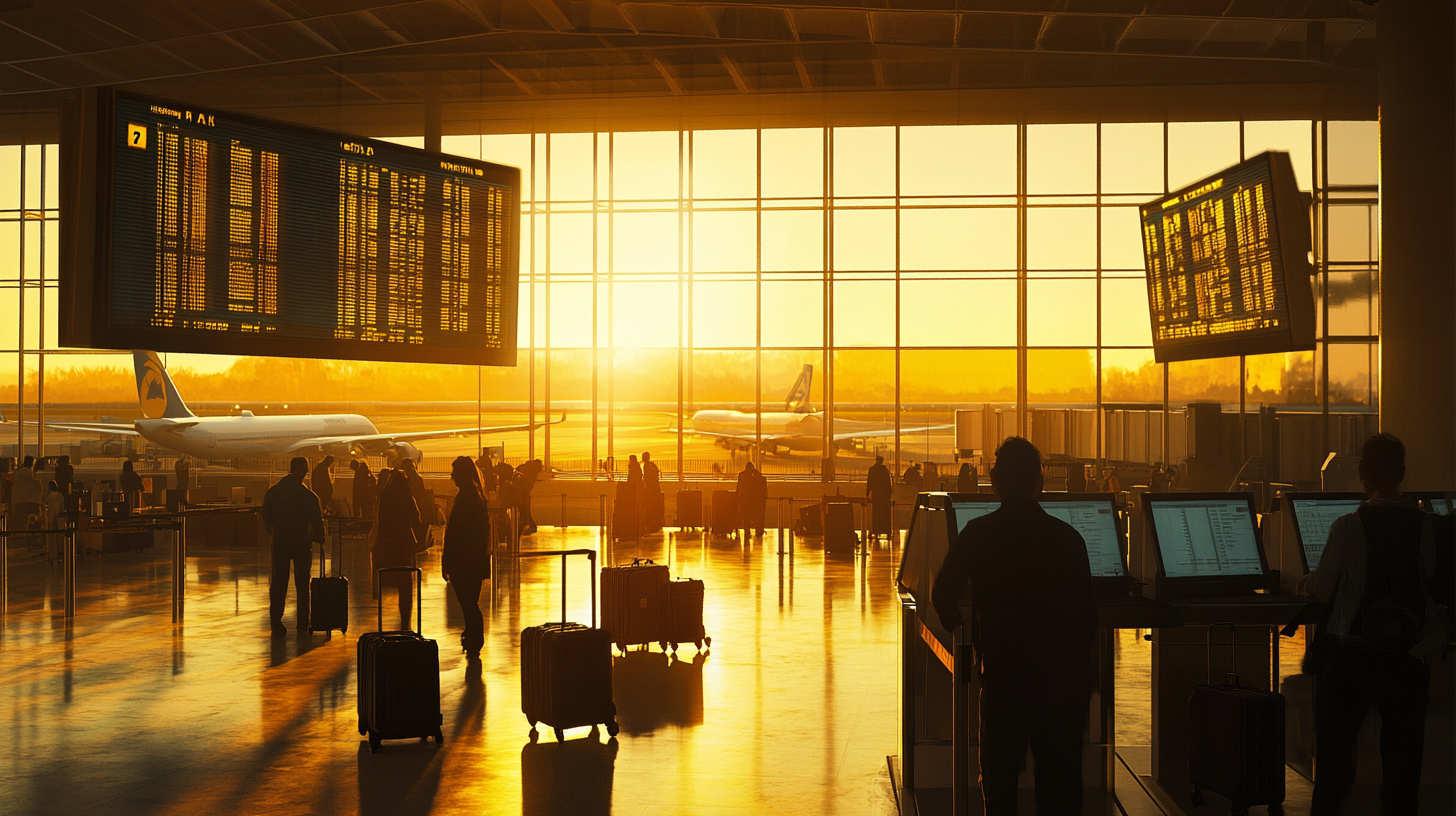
[554,726,566,743]
[605,719,620,737]
[704,636,712,648]
[358,719,366,736]
[368,731,381,753]
[1190,788,1203,809]
[1268,805,1283,816]
[433,729,445,745]
[658,641,669,652]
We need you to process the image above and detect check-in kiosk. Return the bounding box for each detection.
[1273,492,1364,594]
[897,493,1185,815]
[1407,491,1453,515]
[1141,492,1321,811]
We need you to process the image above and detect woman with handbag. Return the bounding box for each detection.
[442,456,491,658]
[374,470,421,629]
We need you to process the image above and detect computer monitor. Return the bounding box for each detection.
[1038,494,1127,580]
[1283,493,1364,573]
[1143,493,1270,597]
[949,497,1000,534]
[1406,492,1452,515]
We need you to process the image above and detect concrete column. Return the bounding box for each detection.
[1378,0,1456,487]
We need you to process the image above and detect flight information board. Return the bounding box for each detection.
[1140,152,1314,363]
[1149,499,1264,578]
[60,88,520,365]
[1042,500,1126,579]
[1289,497,1362,571]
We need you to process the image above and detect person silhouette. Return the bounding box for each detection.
[867,455,893,539]
[262,457,325,636]
[374,470,421,629]
[957,462,976,494]
[442,456,490,659]
[931,437,1097,816]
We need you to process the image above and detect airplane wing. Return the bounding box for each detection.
[830,423,953,442]
[0,418,141,436]
[663,425,795,443]
[282,412,568,454]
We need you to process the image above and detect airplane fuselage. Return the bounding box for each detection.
[134,413,379,459]
[689,410,828,452]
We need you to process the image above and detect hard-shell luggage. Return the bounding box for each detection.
[356,567,443,752]
[310,529,348,635]
[1188,623,1286,815]
[614,483,640,540]
[796,503,822,536]
[642,491,664,534]
[824,502,859,557]
[601,558,670,652]
[519,549,619,741]
[710,490,738,535]
[665,577,710,652]
[676,490,703,530]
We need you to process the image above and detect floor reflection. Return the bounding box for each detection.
[613,650,706,735]
[521,733,618,816]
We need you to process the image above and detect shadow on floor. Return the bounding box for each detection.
[521,734,618,816]
[613,649,706,735]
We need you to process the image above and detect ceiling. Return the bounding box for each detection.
[0,1,1380,137]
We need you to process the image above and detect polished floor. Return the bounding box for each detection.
[0,523,1442,815]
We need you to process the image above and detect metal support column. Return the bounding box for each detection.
[1,514,7,616]
[952,623,971,816]
[172,518,186,623]
[63,520,76,619]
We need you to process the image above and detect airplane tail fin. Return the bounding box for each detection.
[133,351,195,420]
[785,364,814,413]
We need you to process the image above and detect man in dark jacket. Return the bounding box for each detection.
[867,455,893,538]
[931,437,1098,816]
[262,457,324,636]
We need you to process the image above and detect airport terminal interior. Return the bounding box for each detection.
[0,1,1453,815]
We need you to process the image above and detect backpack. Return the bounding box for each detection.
[1353,504,1429,653]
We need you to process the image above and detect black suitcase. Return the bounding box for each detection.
[310,529,348,636]
[1188,623,1286,815]
[675,490,702,530]
[665,577,710,652]
[824,502,859,557]
[614,483,640,541]
[519,548,619,741]
[642,491,664,534]
[709,490,738,535]
[356,566,442,752]
[796,503,822,535]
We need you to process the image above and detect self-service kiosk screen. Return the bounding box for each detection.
[1042,501,1126,578]
[953,501,1000,534]
[1427,499,1450,515]
[1150,499,1264,578]
[1289,498,1361,571]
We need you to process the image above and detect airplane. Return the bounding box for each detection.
[675,365,951,455]
[6,351,562,464]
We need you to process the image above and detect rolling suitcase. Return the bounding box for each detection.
[519,548,619,742]
[676,490,702,530]
[796,503,822,535]
[356,567,443,752]
[710,490,738,535]
[310,528,348,636]
[1188,623,1286,815]
[601,558,670,652]
[642,491,664,534]
[614,482,640,541]
[824,502,859,557]
[665,577,710,652]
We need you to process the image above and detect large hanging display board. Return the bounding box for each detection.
[1140,151,1314,364]
[61,88,520,365]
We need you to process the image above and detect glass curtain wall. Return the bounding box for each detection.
[0,120,1380,482]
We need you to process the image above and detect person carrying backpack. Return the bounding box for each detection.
[1299,433,1444,816]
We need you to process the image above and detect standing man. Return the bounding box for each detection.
[867,455,893,540]
[642,452,662,532]
[902,461,923,489]
[54,455,75,499]
[932,437,1097,816]
[262,457,324,636]
[312,455,336,515]
[1301,434,1441,816]
[174,456,190,494]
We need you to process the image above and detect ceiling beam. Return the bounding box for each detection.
[720,53,752,92]
[525,0,576,32]
[651,57,685,94]
[488,58,539,96]
[794,54,813,89]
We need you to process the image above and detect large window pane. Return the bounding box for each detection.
[1102,278,1154,346]
[1168,122,1240,191]
[1101,207,1146,271]
[1028,349,1095,403]
[832,209,895,271]
[833,127,896,197]
[833,279,895,347]
[692,279,756,348]
[1028,279,1097,346]
[613,281,678,347]
[1328,343,1377,407]
[1102,348,1162,403]
[548,282,592,347]
[1328,269,1378,337]
[1327,121,1379,186]
[761,128,823,198]
[1243,120,1313,190]
[613,131,679,201]
[1028,208,1096,270]
[614,212,679,273]
[549,133,594,201]
[1327,205,1375,262]
[900,279,1016,347]
[832,349,895,471]
[1028,124,1096,195]
[761,279,823,348]
[693,210,756,273]
[1245,351,1316,405]
[549,213,593,275]
[693,130,756,199]
[762,210,823,271]
[1101,123,1163,195]
[900,125,1017,196]
[901,208,1017,271]
[1169,356,1240,405]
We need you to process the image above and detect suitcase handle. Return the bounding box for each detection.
[517,549,597,629]
[1206,621,1238,685]
[378,566,423,635]
[320,525,343,579]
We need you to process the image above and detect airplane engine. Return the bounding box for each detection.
[384,442,423,467]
